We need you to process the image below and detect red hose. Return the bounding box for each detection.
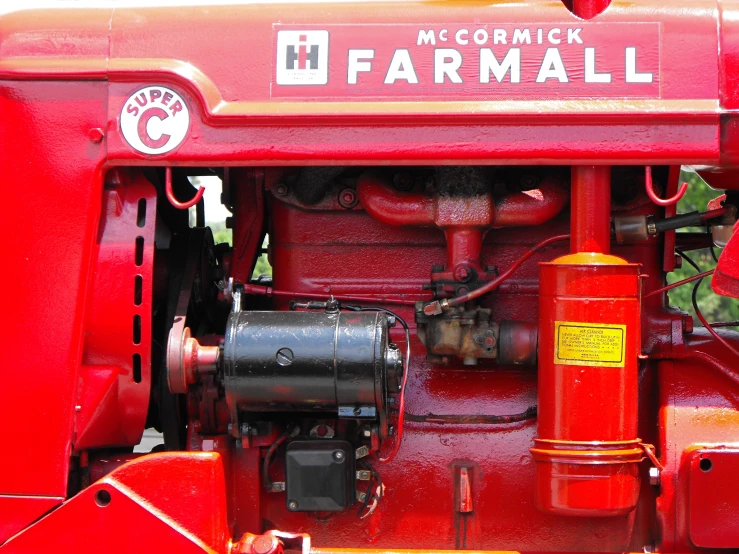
[645,166,688,207]
[643,270,715,298]
[432,234,569,311]
[242,284,427,306]
[164,166,205,210]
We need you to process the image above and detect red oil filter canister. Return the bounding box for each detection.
[532,252,642,516]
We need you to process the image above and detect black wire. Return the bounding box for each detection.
[357,474,376,515]
[344,305,410,335]
[692,275,705,322]
[357,467,383,519]
[676,248,701,273]
[677,249,708,325]
[711,246,720,263]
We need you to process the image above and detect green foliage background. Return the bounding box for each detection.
[668,170,738,323]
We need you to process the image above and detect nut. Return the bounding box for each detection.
[88,128,105,143]
[649,467,660,487]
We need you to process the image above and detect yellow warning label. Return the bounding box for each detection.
[554,321,626,367]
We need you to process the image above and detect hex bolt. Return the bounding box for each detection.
[88,128,104,143]
[288,500,298,510]
[649,467,661,487]
[333,450,345,461]
[338,188,358,209]
[453,265,472,282]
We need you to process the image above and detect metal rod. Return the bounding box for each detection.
[571,166,611,254]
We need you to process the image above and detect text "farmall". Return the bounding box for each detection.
[346,27,654,85]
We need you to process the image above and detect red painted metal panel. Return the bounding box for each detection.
[0,496,62,544]
[0,81,107,497]
[75,170,156,450]
[688,449,739,548]
[0,2,724,164]
[1,453,231,553]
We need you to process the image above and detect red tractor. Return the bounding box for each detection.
[3,0,739,551]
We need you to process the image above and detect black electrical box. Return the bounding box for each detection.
[285,440,355,512]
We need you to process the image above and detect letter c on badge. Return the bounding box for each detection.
[137,107,171,149]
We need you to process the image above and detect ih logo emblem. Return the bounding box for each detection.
[276,30,329,85]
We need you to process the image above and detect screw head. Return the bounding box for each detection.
[275,347,294,366]
[363,428,372,438]
[275,184,288,196]
[288,500,298,510]
[333,450,345,461]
